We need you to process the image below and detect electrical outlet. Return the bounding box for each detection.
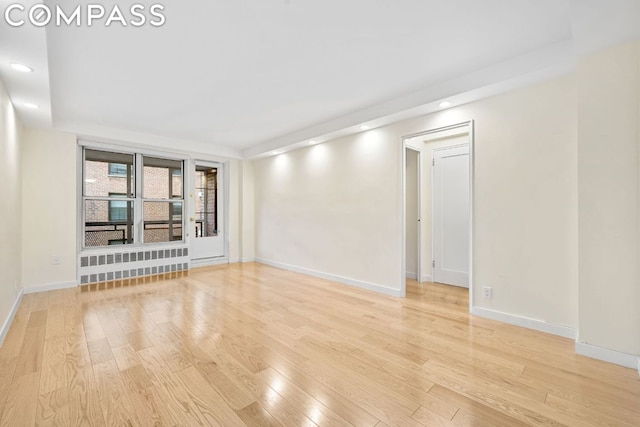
[51,256,61,265]
[483,286,493,299]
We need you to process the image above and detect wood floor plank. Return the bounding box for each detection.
[235,401,282,427]
[138,346,211,425]
[40,336,67,394]
[120,364,177,426]
[111,344,141,371]
[35,387,69,426]
[14,320,46,378]
[87,337,113,366]
[1,264,639,426]
[256,367,369,427]
[0,357,17,417]
[92,359,140,426]
[66,365,105,426]
[410,405,454,426]
[175,366,247,426]
[0,372,40,426]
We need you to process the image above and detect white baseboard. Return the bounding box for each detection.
[22,281,77,295]
[575,341,638,370]
[0,288,24,347]
[420,275,433,282]
[406,272,417,280]
[190,257,228,268]
[255,258,403,297]
[471,306,577,339]
[227,257,255,264]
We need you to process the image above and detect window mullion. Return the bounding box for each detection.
[135,153,143,244]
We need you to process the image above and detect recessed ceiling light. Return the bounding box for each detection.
[23,103,39,109]
[360,125,370,130]
[439,101,452,108]
[10,63,33,73]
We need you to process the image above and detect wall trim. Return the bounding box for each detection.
[22,281,77,295]
[191,257,228,268]
[420,275,433,282]
[575,341,639,370]
[228,258,256,264]
[255,258,403,297]
[406,272,417,280]
[0,288,24,347]
[471,306,577,339]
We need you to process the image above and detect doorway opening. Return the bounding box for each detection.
[402,121,474,310]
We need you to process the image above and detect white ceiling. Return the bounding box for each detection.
[1,0,639,158]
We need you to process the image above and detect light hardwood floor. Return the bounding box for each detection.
[0,263,638,426]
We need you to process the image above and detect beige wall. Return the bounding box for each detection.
[240,160,255,262]
[254,73,578,324]
[254,131,403,293]
[228,159,241,261]
[0,78,23,334]
[577,40,640,355]
[21,129,77,289]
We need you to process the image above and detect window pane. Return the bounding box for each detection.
[143,201,183,243]
[84,200,134,246]
[194,167,218,237]
[143,156,183,199]
[84,149,134,197]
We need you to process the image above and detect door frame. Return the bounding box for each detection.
[401,120,475,311]
[188,159,230,267]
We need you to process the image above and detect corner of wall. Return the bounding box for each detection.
[0,75,24,345]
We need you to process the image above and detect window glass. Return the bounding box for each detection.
[84,149,134,197]
[143,201,183,243]
[82,148,185,248]
[143,156,183,199]
[84,200,133,246]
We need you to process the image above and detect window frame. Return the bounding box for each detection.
[80,144,187,251]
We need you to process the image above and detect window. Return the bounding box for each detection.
[108,163,128,176]
[82,148,184,248]
[108,193,127,221]
[142,156,184,243]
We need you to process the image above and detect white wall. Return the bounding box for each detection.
[228,159,241,262]
[254,73,578,326]
[577,40,640,356]
[240,160,255,262]
[21,129,77,289]
[405,149,418,278]
[254,132,404,294]
[0,77,23,337]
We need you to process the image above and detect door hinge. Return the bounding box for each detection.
[432,260,435,268]
[432,159,435,166]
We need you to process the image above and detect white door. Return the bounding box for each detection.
[433,145,470,287]
[190,161,224,260]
